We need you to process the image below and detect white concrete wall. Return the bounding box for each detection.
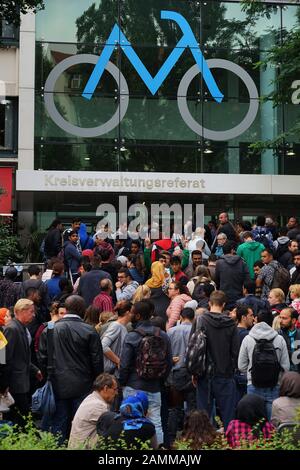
[0,48,19,96]
[18,12,35,170]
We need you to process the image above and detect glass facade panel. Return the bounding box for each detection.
[34,0,300,174]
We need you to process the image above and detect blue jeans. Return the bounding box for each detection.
[247,384,280,420]
[196,376,236,431]
[123,386,163,445]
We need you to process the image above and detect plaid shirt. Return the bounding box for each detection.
[226,419,274,448]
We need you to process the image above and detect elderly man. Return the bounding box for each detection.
[68,373,118,449]
[3,299,42,425]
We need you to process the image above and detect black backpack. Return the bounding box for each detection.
[271,263,290,295]
[251,338,281,388]
[135,327,168,380]
[185,318,214,378]
[274,241,289,261]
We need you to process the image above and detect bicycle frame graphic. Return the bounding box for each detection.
[44,10,259,141]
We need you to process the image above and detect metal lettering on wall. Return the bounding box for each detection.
[44,10,259,141]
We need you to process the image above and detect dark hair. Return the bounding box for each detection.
[253,260,264,268]
[84,305,101,327]
[100,249,110,262]
[243,231,253,239]
[208,254,217,262]
[90,254,102,268]
[256,216,266,226]
[5,267,17,281]
[118,267,131,278]
[65,295,86,318]
[243,280,256,294]
[170,256,181,265]
[58,278,72,292]
[170,281,187,295]
[236,394,268,437]
[72,218,81,224]
[28,265,41,276]
[114,300,132,317]
[150,315,166,331]
[52,262,65,275]
[25,286,39,298]
[261,248,273,257]
[222,240,236,255]
[293,250,300,259]
[256,308,273,326]
[279,227,289,236]
[236,304,252,322]
[68,230,78,238]
[181,307,195,321]
[131,240,141,249]
[180,410,218,450]
[47,218,62,230]
[132,300,152,320]
[239,221,252,231]
[191,250,202,257]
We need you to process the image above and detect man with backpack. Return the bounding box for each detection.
[238,310,290,419]
[119,301,172,446]
[251,216,274,250]
[256,249,290,299]
[187,291,239,430]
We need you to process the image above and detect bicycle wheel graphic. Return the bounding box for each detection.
[177,59,259,141]
[44,54,129,138]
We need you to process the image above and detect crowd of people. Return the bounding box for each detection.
[0,212,300,449]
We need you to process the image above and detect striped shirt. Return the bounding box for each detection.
[92,291,113,312]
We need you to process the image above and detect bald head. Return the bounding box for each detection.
[100,278,113,292]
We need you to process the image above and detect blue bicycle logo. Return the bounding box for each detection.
[44,10,259,141]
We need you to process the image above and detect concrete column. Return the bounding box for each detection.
[18,12,35,170]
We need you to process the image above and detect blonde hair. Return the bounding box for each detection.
[289,284,300,298]
[132,285,151,303]
[14,299,34,314]
[269,288,285,303]
[272,315,281,331]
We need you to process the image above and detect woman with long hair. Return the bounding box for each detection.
[174,410,218,450]
[226,394,274,448]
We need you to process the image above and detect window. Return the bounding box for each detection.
[0,98,18,154]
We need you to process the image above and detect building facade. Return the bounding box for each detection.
[1,0,300,231]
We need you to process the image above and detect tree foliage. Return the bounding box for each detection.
[0,0,44,26]
[241,0,300,153]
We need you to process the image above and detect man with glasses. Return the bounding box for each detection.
[68,373,118,449]
[213,233,227,258]
[115,268,139,302]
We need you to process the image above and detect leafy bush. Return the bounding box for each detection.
[0,218,22,265]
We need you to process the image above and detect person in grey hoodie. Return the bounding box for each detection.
[238,309,290,419]
[215,241,251,309]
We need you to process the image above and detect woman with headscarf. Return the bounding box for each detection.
[145,262,170,322]
[226,394,274,448]
[101,391,157,449]
[271,372,300,428]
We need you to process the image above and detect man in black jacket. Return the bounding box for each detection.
[119,300,172,446]
[191,290,239,430]
[3,299,42,425]
[38,295,103,443]
[215,241,251,309]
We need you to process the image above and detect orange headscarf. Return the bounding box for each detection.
[0,308,9,327]
[145,261,166,289]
